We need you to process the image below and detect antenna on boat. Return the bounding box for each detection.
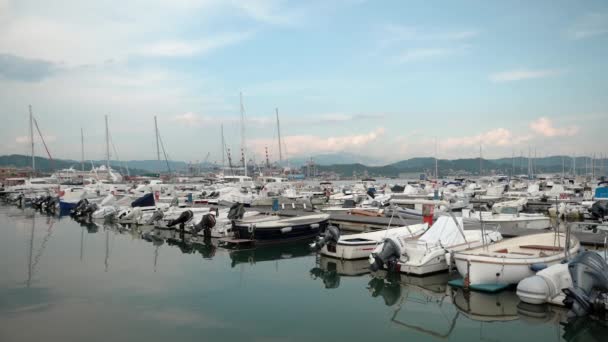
[29,105,35,175]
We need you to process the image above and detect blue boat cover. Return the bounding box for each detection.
[132,193,155,207]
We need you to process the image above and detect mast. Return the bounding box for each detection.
[240,92,247,177]
[105,115,110,173]
[434,137,438,180]
[479,143,482,177]
[29,105,35,174]
[276,108,283,164]
[221,123,226,170]
[511,151,515,177]
[154,116,160,164]
[81,128,85,171]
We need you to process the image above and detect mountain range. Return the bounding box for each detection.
[0,154,603,177]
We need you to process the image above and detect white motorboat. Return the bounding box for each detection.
[453,231,580,287]
[369,216,503,275]
[315,223,428,260]
[460,209,550,230]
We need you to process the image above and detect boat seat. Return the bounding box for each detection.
[493,248,535,256]
[519,245,564,252]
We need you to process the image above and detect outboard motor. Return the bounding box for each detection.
[71,199,89,217]
[370,237,402,272]
[192,213,217,238]
[82,202,99,218]
[563,251,608,319]
[310,225,340,250]
[590,201,608,220]
[227,203,246,220]
[166,210,193,229]
[145,209,164,225]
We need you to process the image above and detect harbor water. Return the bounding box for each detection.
[1,205,607,342]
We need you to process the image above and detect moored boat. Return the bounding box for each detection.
[232,213,330,245]
[453,231,580,287]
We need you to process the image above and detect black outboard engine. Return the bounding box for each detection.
[310,225,340,251]
[167,210,193,229]
[563,251,608,319]
[590,201,608,220]
[146,209,164,225]
[227,203,245,220]
[82,202,99,218]
[71,199,89,217]
[192,213,217,238]
[370,238,402,272]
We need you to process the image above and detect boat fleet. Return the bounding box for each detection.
[2,172,608,321]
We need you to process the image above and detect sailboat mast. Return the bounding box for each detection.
[29,105,35,174]
[154,116,160,163]
[276,108,283,164]
[221,123,226,169]
[479,143,482,177]
[105,115,110,173]
[81,128,85,171]
[240,92,247,177]
[434,137,438,180]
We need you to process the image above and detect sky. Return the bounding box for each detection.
[0,0,607,165]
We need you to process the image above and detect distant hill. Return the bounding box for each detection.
[0,154,152,175]
[0,154,601,178]
[287,152,384,167]
[318,155,602,177]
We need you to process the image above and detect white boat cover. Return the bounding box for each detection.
[418,216,465,247]
[100,194,116,206]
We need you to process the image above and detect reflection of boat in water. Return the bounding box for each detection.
[450,287,520,322]
[229,242,313,268]
[310,256,371,289]
[318,256,370,276]
[367,272,459,338]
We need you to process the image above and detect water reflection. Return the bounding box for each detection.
[3,206,608,342]
[229,242,312,268]
[451,287,520,322]
[310,257,370,289]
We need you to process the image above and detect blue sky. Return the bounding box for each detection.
[0,0,607,164]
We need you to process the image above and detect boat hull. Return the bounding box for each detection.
[233,219,329,245]
[453,236,580,286]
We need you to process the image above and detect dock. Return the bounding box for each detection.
[252,207,608,247]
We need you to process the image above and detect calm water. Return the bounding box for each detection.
[1,205,607,342]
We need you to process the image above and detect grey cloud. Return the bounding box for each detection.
[0,54,58,82]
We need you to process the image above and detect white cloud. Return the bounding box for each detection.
[379,24,478,64]
[15,134,57,144]
[439,128,529,150]
[489,69,561,82]
[566,13,608,40]
[139,32,253,57]
[248,127,386,157]
[381,24,479,45]
[393,47,453,63]
[529,117,579,137]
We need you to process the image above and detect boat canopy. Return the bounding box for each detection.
[418,216,465,247]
